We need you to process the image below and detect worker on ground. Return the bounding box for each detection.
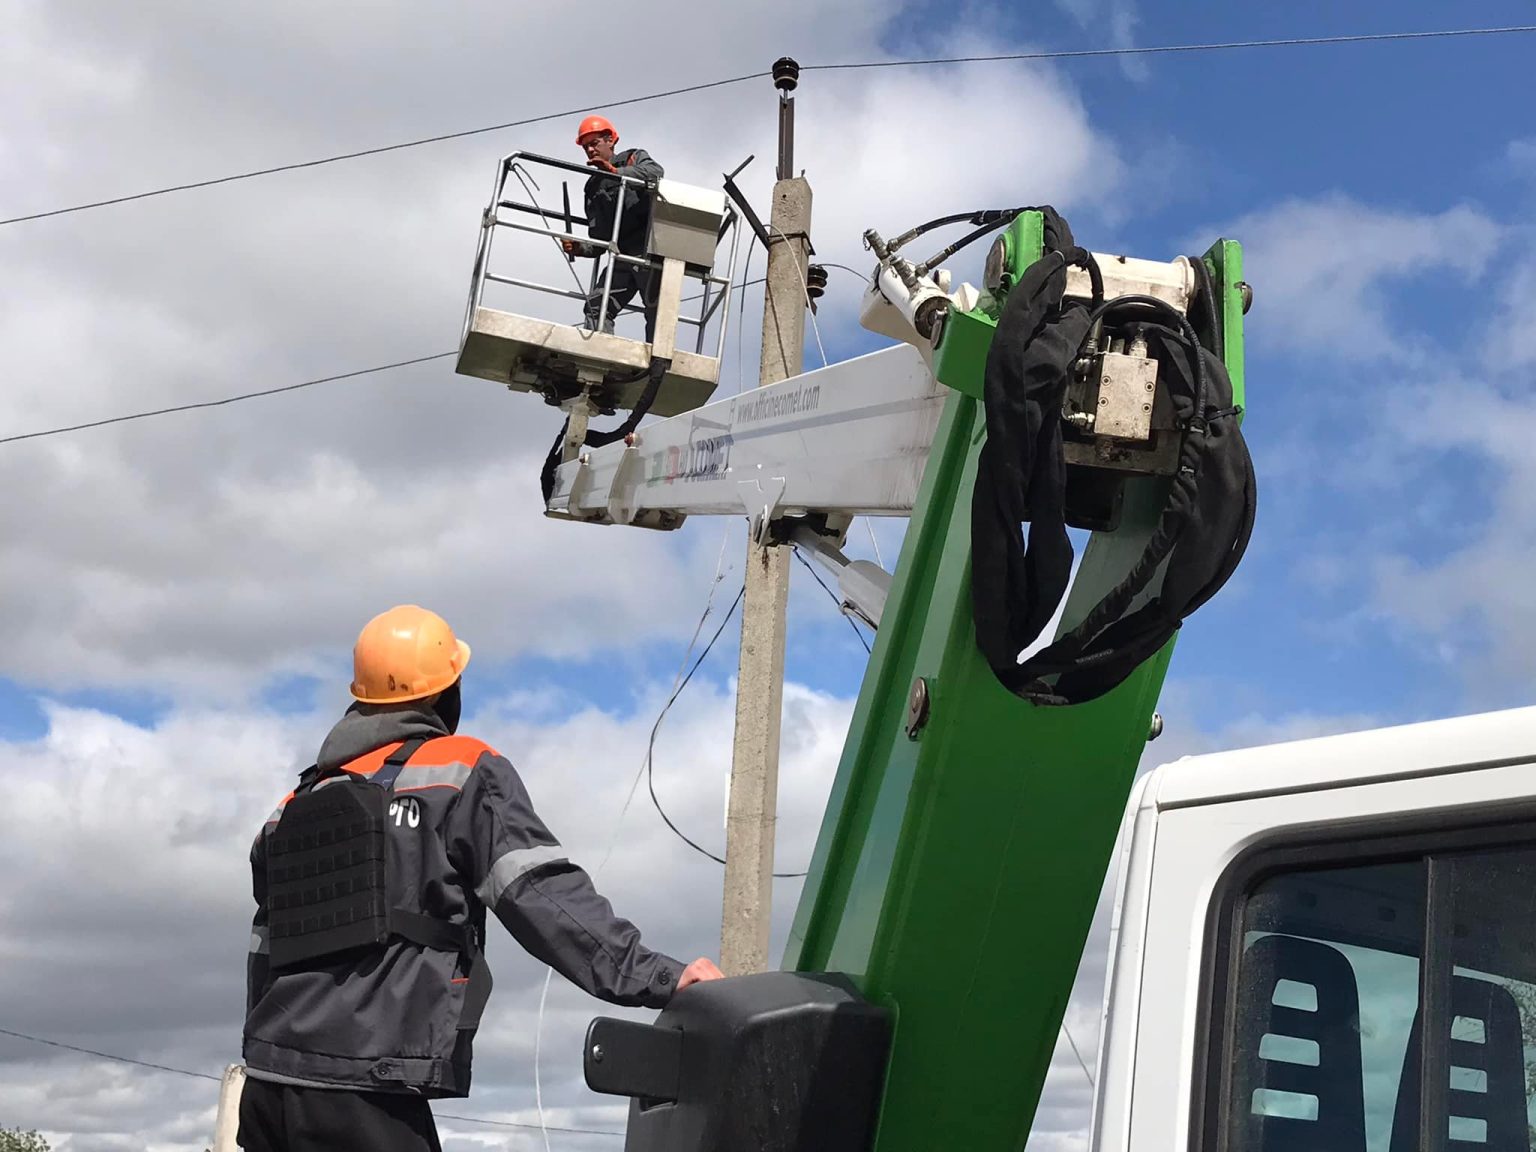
[561,114,664,342]
[240,604,723,1152]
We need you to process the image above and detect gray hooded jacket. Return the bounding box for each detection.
[243,703,685,1097]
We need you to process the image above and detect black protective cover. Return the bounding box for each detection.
[584,970,892,1152]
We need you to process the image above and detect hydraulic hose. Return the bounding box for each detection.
[1190,253,1222,356]
[915,211,1026,277]
[888,207,1024,254]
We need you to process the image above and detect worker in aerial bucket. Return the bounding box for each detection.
[239,604,722,1151]
[561,113,665,342]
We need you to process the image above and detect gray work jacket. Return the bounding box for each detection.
[243,703,684,1098]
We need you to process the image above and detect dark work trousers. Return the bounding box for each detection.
[237,1077,443,1152]
[584,258,658,343]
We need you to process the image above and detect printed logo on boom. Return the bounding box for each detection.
[736,383,821,424]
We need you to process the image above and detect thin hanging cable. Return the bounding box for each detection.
[0,73,770,227]
[533,526,735,1148]
[0,352,456,446]
[794,550,872,655]
[10,26,1520,229]
[0,1022,628,1134]
[866,522,890,574]
[644,585,741,866]
[434,1111,623,1138]
[687,274,761,307]
[821,262,871,285]
[800,25,1536,73]
[640,586,809,879]
[3,269,762,449]
[773,225,827,368]
[737,235,757,393]
[596,531,735,877]
[509,161,589,296]
[532,972,555,1152]
[1060,1021,1096,1087]
[0,1026,221,1082]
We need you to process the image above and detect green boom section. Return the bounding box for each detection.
[783,217,1246,1152]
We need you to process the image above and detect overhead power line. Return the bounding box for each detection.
[795,550,873,655]
[635,581,809,880]
[0,1025,221,1083]
[821,262,871,285]
[0,269,760,449]
[804,24,1536,72]
[434,1111,622,1138]
[3,25,1531,229]
[0,74,770,227]
[0,352,455,446]
[0,1023,623,1137]
[1059,1020,1096,1087]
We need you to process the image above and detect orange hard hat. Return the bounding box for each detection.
[576,114,618,145]
[350,605,472,705]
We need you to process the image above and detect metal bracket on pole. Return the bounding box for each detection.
[739,475,787,545]
[724,169,773,252]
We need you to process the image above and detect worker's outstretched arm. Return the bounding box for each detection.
[450,750,690,1008]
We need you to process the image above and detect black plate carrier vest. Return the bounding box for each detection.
[266,737,476,971]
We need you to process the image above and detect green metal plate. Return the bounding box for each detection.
[784,217,1246,1152]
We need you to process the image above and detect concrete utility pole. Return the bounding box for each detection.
[720,58,812,976]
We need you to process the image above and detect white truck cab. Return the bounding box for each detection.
[1092,705,1536,1152]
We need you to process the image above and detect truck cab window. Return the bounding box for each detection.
[1214,838,1536,1152]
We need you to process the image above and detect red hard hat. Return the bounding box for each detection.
[576,114,618,145]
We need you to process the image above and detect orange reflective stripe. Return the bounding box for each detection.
[346,736,495,773]
[410,735,494,767]
[340,743,400,778]
[264,735,498,820]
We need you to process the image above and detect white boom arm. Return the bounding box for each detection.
[543,243,1196,626]
[542,241,1193,536]
[545,343,943,535]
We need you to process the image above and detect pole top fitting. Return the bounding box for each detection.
[805,264,828,300]
[773,57,800,93]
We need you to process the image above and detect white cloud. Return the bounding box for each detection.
[0,677,849,1149]
[1507,136,1536,174]
[1484,231,1536,371]
[1053,0,1148,81]
[0,0,1123,703]
[1203,193,1501,365]
[0,2,1187,1147]
[1189,185,1536,701]
[0,613,1382,1151]
[0,574,1407,1150]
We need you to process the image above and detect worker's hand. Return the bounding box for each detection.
[587,157,617,173]
[560,238,577,255]
[677,957,724,990]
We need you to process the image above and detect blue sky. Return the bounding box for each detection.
[450,1,1536,747]
[2,3,1535,1149]
[792,2,1536,732]
[9,6,1534,738]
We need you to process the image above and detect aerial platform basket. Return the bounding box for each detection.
[456,151,742,418]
